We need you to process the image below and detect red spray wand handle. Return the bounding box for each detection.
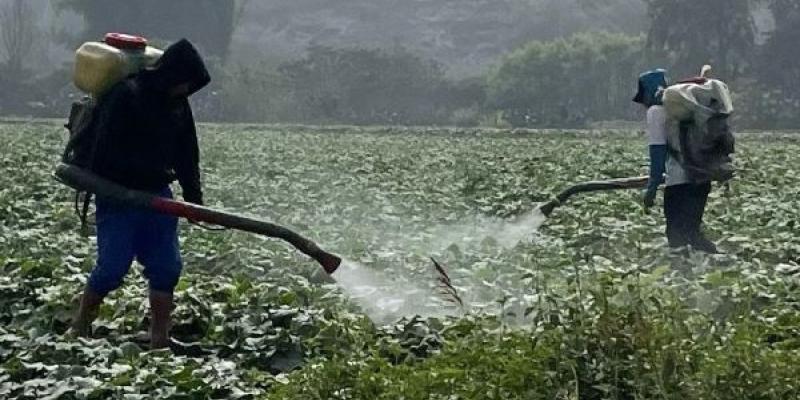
[55,164,341,274]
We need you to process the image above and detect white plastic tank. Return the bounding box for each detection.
[73,33,163,97]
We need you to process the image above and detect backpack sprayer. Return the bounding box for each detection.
[54,163,342,275]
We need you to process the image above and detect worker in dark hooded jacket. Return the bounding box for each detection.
[73,39,211,349]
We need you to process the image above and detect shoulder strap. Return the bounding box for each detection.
[73,191,93,236]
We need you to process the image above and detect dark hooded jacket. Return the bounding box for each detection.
[90,39,211,204]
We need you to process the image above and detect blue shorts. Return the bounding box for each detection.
[88,187,183,296]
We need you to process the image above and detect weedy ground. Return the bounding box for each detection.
[1,121,799,399]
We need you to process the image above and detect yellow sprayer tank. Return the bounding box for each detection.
[73,33,162,97]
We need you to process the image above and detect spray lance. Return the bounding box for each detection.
[537,175,650,217]
[54,163,342,275]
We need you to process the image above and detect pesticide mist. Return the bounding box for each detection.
[331,208,547,323]
[427,209,546,251]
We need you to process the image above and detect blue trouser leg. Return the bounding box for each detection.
[87,187,183,296]
[135,191,182,293]
[87,199,137,296]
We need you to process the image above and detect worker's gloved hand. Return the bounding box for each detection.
[183,190,203,206]
[183,191,203,225]
[642,187,657,210]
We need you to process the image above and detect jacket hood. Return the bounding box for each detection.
[140,39,211,97]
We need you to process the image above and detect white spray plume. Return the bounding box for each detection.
[333,260,457,323]
[427,209,546,251]
[332,207,546,323]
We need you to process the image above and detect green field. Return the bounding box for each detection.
[1,121,799,399]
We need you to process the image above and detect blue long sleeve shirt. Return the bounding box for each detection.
[648,144,667,194]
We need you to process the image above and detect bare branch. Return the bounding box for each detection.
[233,0,252,27]
[0,0,37,74]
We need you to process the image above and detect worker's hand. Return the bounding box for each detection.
[642,188,657,211]
[184,195,202,225]
[182,189,203,206]
[183,196,203,206]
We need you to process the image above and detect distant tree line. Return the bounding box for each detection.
[0,0,798,129]
[486,0,799,129]
[641,0,799,129]
[207,46,486,126]
[55,0,237,60]
[486,32,644,127]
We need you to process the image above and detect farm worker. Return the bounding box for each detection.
[72,39,211,349]
[633,69,717,253]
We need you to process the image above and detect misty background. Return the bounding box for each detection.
[0,0,796,129]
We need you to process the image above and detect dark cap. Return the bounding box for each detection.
[633,69,667,107]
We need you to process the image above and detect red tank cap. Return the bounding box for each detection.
[104,33,148,50]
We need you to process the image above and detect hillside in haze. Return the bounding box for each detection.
[23,0,647,76]
[232,0,647,75]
